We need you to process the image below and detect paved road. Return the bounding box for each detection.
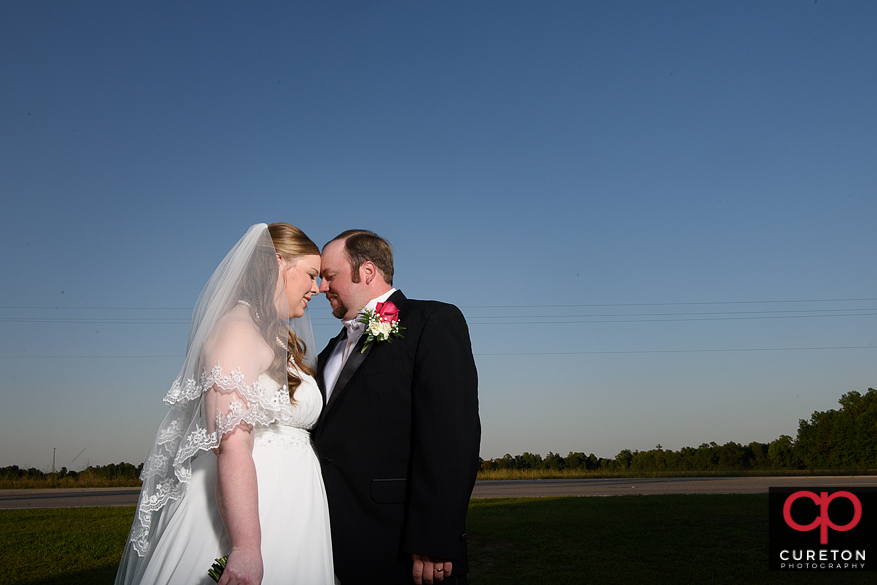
[0,487,143,509]
[3,476,876,509]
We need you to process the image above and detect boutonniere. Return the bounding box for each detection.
[358,300,405,353]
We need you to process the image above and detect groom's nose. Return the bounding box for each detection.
[319,278,329,293]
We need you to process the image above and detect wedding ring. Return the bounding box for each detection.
[434,568,444,573]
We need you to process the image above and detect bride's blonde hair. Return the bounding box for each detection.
[238,222,319,401]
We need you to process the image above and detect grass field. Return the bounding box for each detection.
[0,477,142,490]
[2,495,872,584]
[475,467,876,481]
[467,495,871,584]
[2,507,130,585]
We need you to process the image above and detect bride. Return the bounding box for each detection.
[115,223,334,585]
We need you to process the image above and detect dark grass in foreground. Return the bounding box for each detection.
[467,495,871,584]
[2,507,131,585]
[2,496,872,585]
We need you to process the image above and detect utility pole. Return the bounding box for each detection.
[52,448,56,473]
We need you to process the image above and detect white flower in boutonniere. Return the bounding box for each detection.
[358,300,405,353]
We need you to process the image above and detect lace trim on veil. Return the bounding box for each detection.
[130,365,296,556]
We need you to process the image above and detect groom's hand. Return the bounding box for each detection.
[412,554,452,584]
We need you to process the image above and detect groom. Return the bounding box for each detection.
[314,230,481,585]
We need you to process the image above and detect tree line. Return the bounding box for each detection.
[480,387,877,473]
[0,461,143,482]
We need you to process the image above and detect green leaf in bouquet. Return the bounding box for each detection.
[207,555,228,582]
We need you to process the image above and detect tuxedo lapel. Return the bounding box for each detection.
[323,335,372,416]
[319,291,407,420]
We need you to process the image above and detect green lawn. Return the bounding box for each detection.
[467,495,872,584]
[2,495,872,584]
[2,507,132,585]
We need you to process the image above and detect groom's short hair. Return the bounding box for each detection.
[329,229,394,286]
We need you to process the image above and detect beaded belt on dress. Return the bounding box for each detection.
[253,424,312,450]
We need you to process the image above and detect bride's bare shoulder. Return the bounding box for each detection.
[204,304,273,371]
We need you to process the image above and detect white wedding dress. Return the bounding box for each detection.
[115,371,334,585]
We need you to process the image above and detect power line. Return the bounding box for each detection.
[461,297,877,308]
[0,355,183,359]
[3,308,876,325]
[475,345,877,356]
[0,318,190,324]
[466,312,877,325]
[1,345,874,359]
[2,297,876,311]
[3,313,875,325]
[0,306,191,310]
[467,308,877,318]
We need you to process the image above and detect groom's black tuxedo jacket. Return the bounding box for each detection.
[313,291,481,585]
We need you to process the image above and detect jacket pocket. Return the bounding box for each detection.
[370,478,407,504]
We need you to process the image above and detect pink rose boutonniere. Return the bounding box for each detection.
[358,300,405,353]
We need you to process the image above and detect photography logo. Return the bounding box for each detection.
[769,487,876,571]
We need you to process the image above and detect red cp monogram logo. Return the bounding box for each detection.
[783,491,862,544]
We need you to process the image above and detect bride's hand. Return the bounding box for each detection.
[218,547,263,585]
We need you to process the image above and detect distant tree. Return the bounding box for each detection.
[587,454,600,470]
[564,452,587,469]
[629,450,653,471]
[768,435,798,469]
[717,442,745,470]
[544,451,566,471]
[614,449,633,470]
[474,387,875,476]
[520,452,542,470]
[746,442,770,469]
[663,449,684,470]
[795,388,877,469]
[692,443,719,470]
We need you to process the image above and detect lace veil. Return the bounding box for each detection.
[126,223,315,556]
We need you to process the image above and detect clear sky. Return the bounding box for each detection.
[1,1,875,470]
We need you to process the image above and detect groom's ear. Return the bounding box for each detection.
[361,260,377,285]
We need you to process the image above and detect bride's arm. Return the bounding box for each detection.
[204,313,273,585]
[215,427,262,585]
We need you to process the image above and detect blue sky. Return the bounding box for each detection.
[1,1,875,469]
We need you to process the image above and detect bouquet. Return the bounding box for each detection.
[207,555,228,582]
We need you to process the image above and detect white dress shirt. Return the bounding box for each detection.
[323,289,396,401]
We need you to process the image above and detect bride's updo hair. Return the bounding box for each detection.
[238,222,319,401]
[269,222,320,266]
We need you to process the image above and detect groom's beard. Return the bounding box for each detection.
[328,295,348,320]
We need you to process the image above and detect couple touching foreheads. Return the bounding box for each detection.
[115,224,481,585]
